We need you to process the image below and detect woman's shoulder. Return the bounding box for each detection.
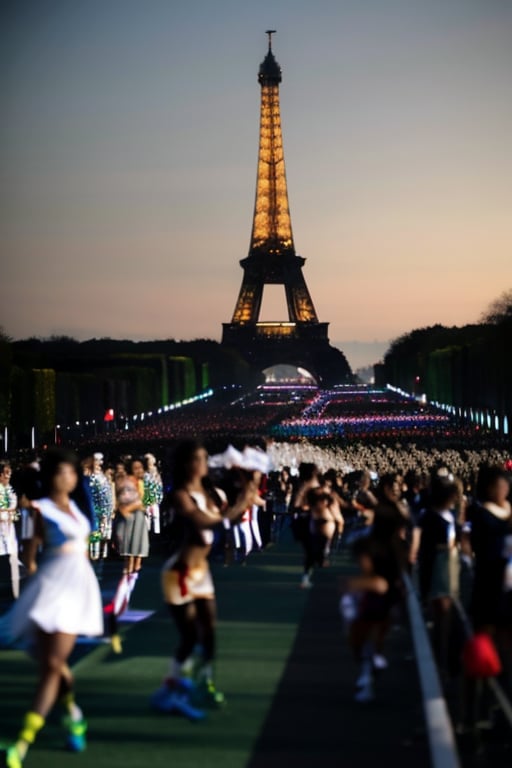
[33,497,87,528]
[32,497,55,515]
[172,487,201,511]
[471,501,509,525]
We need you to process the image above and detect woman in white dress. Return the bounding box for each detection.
[0,448,103,768]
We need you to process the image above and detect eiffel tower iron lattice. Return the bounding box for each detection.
[222,33,352,385]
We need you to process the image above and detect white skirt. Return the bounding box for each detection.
[161,554,215,606]
[0,551,103,646]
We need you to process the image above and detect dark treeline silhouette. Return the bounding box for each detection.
[378,290,512,428]
[0,335,262,449]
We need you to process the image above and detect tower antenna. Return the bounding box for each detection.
[265,29,276,50]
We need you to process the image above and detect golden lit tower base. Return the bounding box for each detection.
[222,33,352,385]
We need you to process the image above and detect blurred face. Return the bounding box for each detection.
[190,449,208,480]
[0,466,12,484]
[488,477,511,507]
[384,480,400,502]
[115,462,126,476]
[132,461,144,480]
[93,458,103,473]
[52,462,78,495]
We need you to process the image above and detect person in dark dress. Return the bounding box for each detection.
[416,477,461,677]
[469,465,511,632]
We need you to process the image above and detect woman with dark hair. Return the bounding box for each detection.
[372,473,409,543]
[290,462,321,589]
[0,448,103,767]
[306,487,340,569]
[107,459,149,653]
[344,533,400,702]
[344,472,408,699]
[151,440,257,718]
[415,477,461,677]
[469,465,511,631]
[354,471,378,524]
[114,457,149,575]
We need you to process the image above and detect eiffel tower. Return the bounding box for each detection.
[222,32,352,385]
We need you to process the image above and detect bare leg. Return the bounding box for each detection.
[57,662,74,698]
[32,631,77,718]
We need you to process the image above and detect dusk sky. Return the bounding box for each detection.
[2,0,511,369]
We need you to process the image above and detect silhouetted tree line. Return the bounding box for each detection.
[0,335,263,449]
[379,291,512,429]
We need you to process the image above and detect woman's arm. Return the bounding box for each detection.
[21,506,44,574]
[253,493,266,510]
[365,489,378,508]
[174,489,223,529]
[329,496,345,532]
[117,500,143,519]
[224,483,259,522]
[409,526,422,565]
[174,483,259,529]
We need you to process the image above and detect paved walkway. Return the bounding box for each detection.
[248,553,430,768]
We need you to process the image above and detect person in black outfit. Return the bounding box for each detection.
[468,465,511,632]
[290,463,320,589]
[153,440,256,717]
[415,477,461,677]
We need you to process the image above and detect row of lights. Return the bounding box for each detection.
[432,401,510,435]
[54,389,214,433]
[386,383,510,436]
[131,389,213,424]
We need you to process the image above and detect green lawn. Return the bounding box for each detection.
[1,542,310,768]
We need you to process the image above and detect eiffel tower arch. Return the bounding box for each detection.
[222,33,352,385]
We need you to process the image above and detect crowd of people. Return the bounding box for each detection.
[0,430,511,763]
[267,440,512,488]
[0,441,272,765]
[269,449,512,718]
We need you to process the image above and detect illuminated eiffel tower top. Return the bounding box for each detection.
[228,32,319,326]
[250,30,295,255]
[222,33,353,385]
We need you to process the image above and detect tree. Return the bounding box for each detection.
[481,289,512,325]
